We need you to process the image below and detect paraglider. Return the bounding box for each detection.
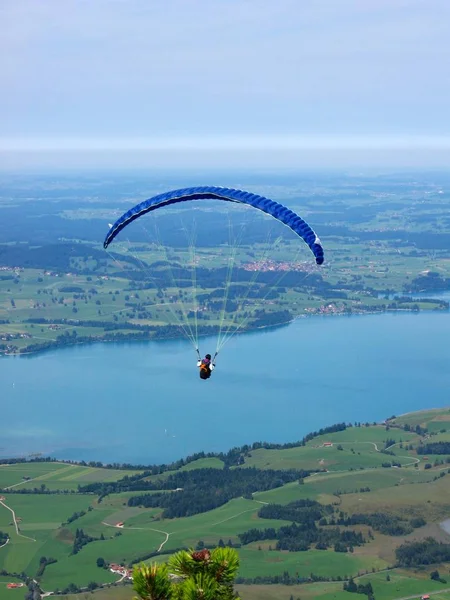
[104,186,325,377]
[197,353,215,380]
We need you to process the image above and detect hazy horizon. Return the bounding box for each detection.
[1,0,449,170]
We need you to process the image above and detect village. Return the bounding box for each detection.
[242,259,315,273]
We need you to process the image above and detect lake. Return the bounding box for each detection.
[1,310,450,465]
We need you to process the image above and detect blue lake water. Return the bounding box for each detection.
[1,311,450,465]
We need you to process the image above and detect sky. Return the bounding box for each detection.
[1,0,449,169]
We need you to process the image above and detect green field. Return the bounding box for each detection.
[2,409,450,595]
[308,426,418,446]
[240,443,416,472]
[0,462,142,492]
[254,467,434,506]
[390,409,450,431]
[237,546,388,578]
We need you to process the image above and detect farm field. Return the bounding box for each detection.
[237,546,389,578]
[0,462,142,492]
[390,409,450,435]
[240,442,417,471]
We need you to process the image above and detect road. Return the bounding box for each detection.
[0,499,36,542]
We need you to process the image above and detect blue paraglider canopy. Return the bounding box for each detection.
[103,186,324,265]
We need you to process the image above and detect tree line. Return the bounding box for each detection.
[72,528,105,555]
[122,468,303,518]
[417,442,450,455]
[238,522,365,552]
[343,577,374,599]
[257,499,332,523]
[336,512,424,536]
[237,500,364,552]
[396,537,450,566]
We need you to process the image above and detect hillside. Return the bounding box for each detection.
[2,408,450,599]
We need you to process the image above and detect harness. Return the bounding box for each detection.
[200,359,211,373]
[197,350,217,380]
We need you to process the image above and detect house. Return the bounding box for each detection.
[323,442,333,447]
[109,564,133,580]
[421,595,430,600]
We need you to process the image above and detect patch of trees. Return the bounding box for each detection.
[123,468,302,518]
[396,537,450,567]
[337,512,413,536]
[408,271,450,292]
[62,508,91,525]
[0,569,28,582]
[238,501,364,552]
[56,583,83,595]
[80,466,308,498]
[236,571,309,585]
[238,522,364,552]
[302,422,347,443]
[400,422,427,435]
[343,577,374,598]
[0,243,107,273]
[26,317,160,330]
[72,528,104,555]
[3,487,78,495]
[36,556,57,578]
[389,295,448,309]
[197,539,241,550]
[417,442,450,455]
[235,571,349,585]
[257,499,332,523]
[333,487,371,496]
[0,531,8,544]
[250,309,293,328]
[430,569,447,583]
[0,457,57,466]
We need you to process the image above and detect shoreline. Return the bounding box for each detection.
[1,303,447,358]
